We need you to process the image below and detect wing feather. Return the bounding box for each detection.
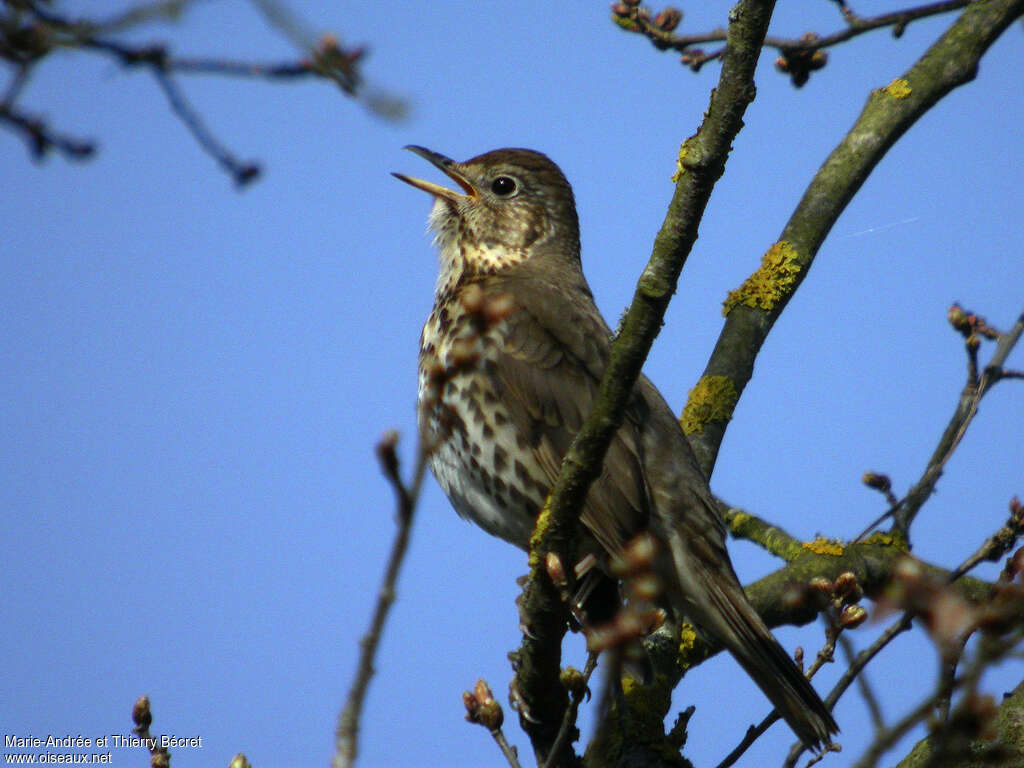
[484,271,650,558]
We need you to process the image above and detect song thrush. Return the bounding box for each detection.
[394,146,838,748]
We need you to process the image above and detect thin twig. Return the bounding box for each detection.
[615,0,970,72]
[948,496,1024,583]
[786,498,1024,767]
[130,696,171,767]
[6,0,404,178]
[93,0,196,32]
[0,103,97,159]
[850,682,960,768]
[150,66,260,185]
[246,0,318,51]
[839,634,885,731]
[934,643,964,724]
[2,65,30,105]
[889,308,1024,537]
[162,58,315,77]
[492,729,523,768]
[853,307,1024,544]
[464,679,524,768]
[848,633,1020,768]
[782,614,913,768]
[714,712,781,768]
[64,35,263,183]
[244,0,367,95]
[541,654,598,768]
[332,432,430,768]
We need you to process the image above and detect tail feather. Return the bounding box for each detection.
[698,565,838,748]
[663,527,838,748]
[636,397,838,747]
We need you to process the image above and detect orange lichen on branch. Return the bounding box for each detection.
[802,537,845,557]
[882,77,912,99]
[722,241,802,315]
[680,375,738,435]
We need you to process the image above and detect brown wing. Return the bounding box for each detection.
[480,269,837,745]
[483,270,651,558]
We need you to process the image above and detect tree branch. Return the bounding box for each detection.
[511,1,778,765]
[720,503,806,561]
[333,432,429,768]
[0,101,96,160]
[851,307,1023,542]
[839,633,886,731]
[1,0,405,182]
[781,502,1024,767]
[713,613,843,768]
[463,679,525,768]
[891,678,1024,768]
[613,0,972,83]
[890,308,1024,537]
[685,0,1024,477]
[587,518,1008,768]
[130,696,172,768]
[850,631,1023,768]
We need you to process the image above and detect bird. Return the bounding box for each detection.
[393,145,838,748]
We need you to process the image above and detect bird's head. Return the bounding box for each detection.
[394,146,581,279]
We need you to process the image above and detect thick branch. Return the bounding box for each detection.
[586,532,1001,768]
[891,677,1024,768]
[532,0,776,577]
[514,1,778,765]
[687,0,1024,476]
[678,539,993,669]
[720,503,806,561]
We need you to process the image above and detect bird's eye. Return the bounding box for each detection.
[490,176,517,197]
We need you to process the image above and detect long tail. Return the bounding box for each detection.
[716,584,837,748]
[636,384,838,747]
[688,551,837,747]
[663,528,838,748]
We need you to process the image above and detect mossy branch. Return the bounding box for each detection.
[687,0,1024,476]
[585,536,1000,768]
[531,0,776,544]
[512,1,778,764]
[677,540,993,667]
[720,504,806,561]
[891,678,1024,768]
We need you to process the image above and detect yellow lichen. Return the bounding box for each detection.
[671,141,689,183]
[863,530,910,553]
[527,502,552,568]
[680,375,737,435]
[618,674,673,742]
[722,241,802,315]
[727,510,751,529]
[621,675,642,699]
[677,623,699,670]
[882,78,912,99]
[802,537,845,557]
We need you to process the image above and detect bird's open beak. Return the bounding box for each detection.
[392,146,477,202]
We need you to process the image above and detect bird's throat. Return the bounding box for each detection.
[433,238,527,300]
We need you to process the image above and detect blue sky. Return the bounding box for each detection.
[2,2,1021,767]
